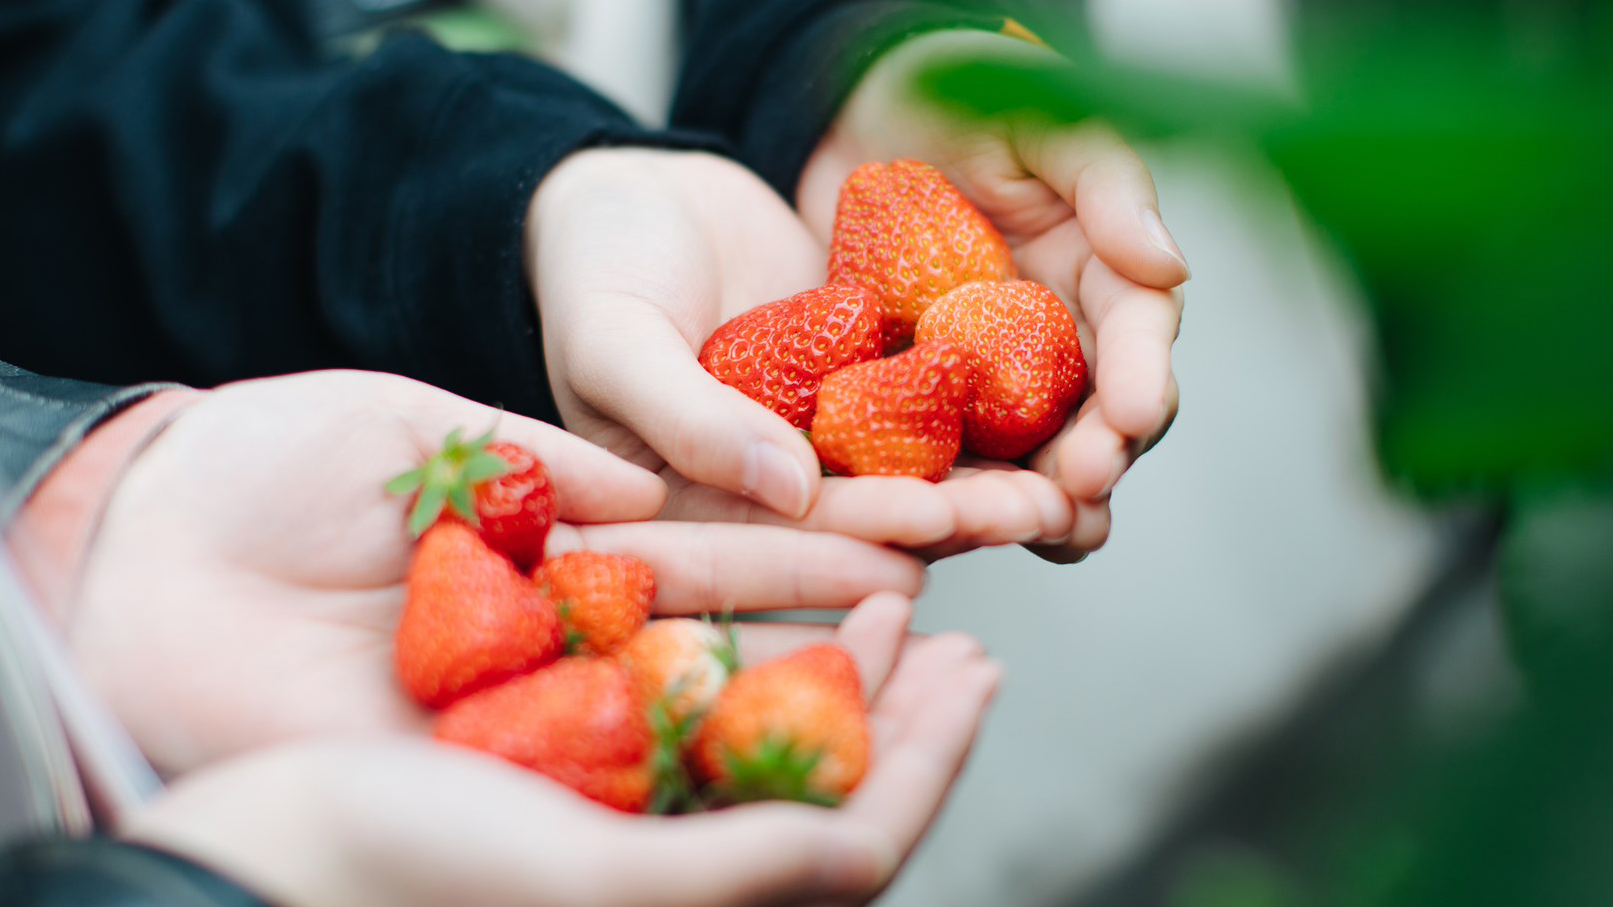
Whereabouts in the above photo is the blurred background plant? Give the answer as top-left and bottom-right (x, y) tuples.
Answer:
(917, 1), (1613, 904)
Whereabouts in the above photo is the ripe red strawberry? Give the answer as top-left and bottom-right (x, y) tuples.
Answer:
(616, 618), (737, 726)
(533, 552), (655, 657)
(435, 658), (665, 812)
(915, 280), (1089, 459)
(394, 522), (564, 709)
(809, 340), (972, 482)
(698, 285), (883, 429)
(387, 429), (557, 570)
(828, 159), (1014, 351)
(691, 643), (870, 806)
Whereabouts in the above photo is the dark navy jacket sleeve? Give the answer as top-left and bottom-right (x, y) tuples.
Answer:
(0, 0), (703, 423)
(672, 0), (1005, 201)
(0, 837), (272, 907)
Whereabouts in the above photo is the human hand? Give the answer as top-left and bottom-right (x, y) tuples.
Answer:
(798, 28), (1188, 562)
(528, 147), (1075, 556)
(67, 370), (924, 777)
(123, 593), (1000, 907)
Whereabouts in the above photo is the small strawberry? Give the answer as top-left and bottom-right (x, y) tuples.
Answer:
(828, 159), (1014, 351)
(394, 522), (564, 709)
(387, 429), (557, 570)
(916, 280), (1089, 459)
(809, 340), (972, 482)
(533, 552), (655, 657)
(616, 618), (738, 727)
(435, 658), (670, 813)
(692, 643), (870, 806)
(699, 285), (883, 429)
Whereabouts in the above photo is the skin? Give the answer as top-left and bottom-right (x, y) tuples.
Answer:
(67, 370), (926, 777)
(124, 593), (1001, 907)
(528, 30), (1185, 564)
(796, 29), (1188, 563)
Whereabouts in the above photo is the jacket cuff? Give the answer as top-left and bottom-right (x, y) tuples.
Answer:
(0, 837), (271, 907)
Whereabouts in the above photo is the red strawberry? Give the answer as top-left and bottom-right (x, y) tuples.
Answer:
(394, 522), (564, 709)
(435, 658), (664, 812)
(698, 285), (883, 429)
(828, 159), (1014, 351)
(809, 340), (972, 482)
(616, 618), (737, 726)
(691, 643), (870, 806)
(533, 552), (655, 657)
(916, 280), (1089, 459)
(387, 430), (557, 570)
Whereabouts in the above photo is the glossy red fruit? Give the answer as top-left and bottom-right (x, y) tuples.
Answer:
(698, 285), (883, 429)
(692, 643), (870, 806)
(809, 340), (972, 482)
(828, 159), (1014, 351)
(394, 522), (564, 709)
(534, 551), (655, 657)
(386, 430), (557, 571)
(916, 280), (1088, 459)
(435, 658), (660, 812)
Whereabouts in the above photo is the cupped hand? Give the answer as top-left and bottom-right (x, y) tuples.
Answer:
(528, 147), (1075, 555)
(68, 370), (925, 777)
(798, 28), (1189, 562)
(124, 593), (1000, 907)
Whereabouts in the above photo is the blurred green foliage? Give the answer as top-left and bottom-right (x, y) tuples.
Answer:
(914, 3), (1613, 905)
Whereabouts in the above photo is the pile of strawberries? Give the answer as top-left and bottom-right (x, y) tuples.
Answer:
(700, 159), (1089, 481)
(388, 430), (870, 812)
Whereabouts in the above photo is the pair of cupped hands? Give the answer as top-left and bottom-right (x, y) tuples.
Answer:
(77, 32), (1186, 907)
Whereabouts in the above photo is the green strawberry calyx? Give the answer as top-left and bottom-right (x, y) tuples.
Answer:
(711, 734), (839, 807)
(385, 427), (514, 538)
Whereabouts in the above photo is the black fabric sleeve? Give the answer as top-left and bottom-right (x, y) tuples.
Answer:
(0, 0), (714, 423)
(0, 837), (272, 907)
(671, 0), (1005, 201)
(0, 361), (179, 528)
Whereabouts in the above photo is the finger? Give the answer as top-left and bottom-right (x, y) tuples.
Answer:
(549, 522), (926, 612)
(565, 299), (820, 519)
(661, 473), (957, 548)
(732, 593), (914, 699)
(1023, 496), (1112, 564)
(384, 375), (667, 523)
(935, 466), (1046, 546)
(1013, 119), (1190, 289)
(1080, 259), (1183, 439)
(846, 635), (1001, 862)
(620, 803), (896, 907)
(1031, 396), (1128, 502)
(953, 459), (1075, 544)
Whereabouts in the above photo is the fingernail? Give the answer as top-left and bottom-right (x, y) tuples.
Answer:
(1099, 449), (1128, 497)
(1142, 208), (1191, 278)
(743, 440), (812, 518)
(818, 823), (899, 894)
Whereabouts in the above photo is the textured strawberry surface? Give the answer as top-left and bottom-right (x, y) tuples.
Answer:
(917, 280), (1088, 460)
(699, 285), (882, 429)
(395, 522), (563, 709)
(534, 551), (655, 657)
(471, 440), (557, 571)
(828, 159), (1013, 351)
(810, 340), (973, 482)
(436, 658), (656, 813)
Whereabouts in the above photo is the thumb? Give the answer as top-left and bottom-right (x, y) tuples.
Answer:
(615, 805), (896, 907)
(566, 299), (820, 519)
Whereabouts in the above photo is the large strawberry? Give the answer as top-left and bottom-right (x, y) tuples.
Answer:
(691, 643), (870, 806)
(828, 158), (1014, 351)
(916, 280), (1089, 459)
(387, 429), (557, 570)
(394, 522), (564, 709)
(809, 340), (972, 482)
(698, 285), (883, 429)
(435, 658), (672, 813)
(616, 618), (737, 727)
(533, 551), (655, 657)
